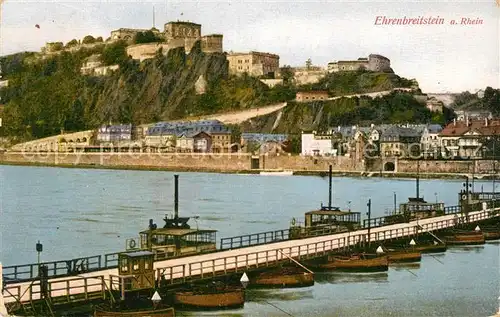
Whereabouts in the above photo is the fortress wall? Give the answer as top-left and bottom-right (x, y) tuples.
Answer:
(126, 43), (170, 60)
(201, 35), (223, 53)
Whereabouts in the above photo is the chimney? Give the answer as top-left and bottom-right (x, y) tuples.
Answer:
(466, 115), (470, 127)
(485, 118), (488, 127)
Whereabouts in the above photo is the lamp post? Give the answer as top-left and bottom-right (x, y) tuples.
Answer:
(36, 240), (43, 268)
(393, 192), (397, 214)
(366, 199), (372, 246)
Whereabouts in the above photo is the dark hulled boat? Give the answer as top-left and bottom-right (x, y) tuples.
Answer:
(411, 243), (447, 253)
(384, 249), (422, 263)
(441, 229), (485, 245)
(172, 283), (244, 309)
(314, 253), (389, 272)
(480, 225), (500, 240)
(249, 266), (314, 288)
(484, 230), (500, 241)
(94, 307), (175, 317)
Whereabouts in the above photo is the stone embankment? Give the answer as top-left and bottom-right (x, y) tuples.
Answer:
(0, 152), (498, 180)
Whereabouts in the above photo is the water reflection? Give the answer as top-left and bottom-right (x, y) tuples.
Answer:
(246, 289), (314, 302)
(448, 245), (485, 253)
(314, 272), (389, 284)
(179, 311), (244, 317)
(389, 263), (421, 270)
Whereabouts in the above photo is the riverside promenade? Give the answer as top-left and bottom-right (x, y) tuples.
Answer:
(2, 206), (498, 314)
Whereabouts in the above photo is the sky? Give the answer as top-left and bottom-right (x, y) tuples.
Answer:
(0, 0), (499, 93)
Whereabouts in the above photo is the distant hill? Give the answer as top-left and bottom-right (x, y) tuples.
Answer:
(426, 93), (458, 107)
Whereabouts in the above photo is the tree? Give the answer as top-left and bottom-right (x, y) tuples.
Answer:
(101, 40), (128, 65)
(82, 35), (96, 44)
(95, 36), (103, 42)
(305, 58), (312, 70)
(279, 65), (294, 85)
(450, 91), (478, 109)
(282, 135), (301, 154)
(134, 31), (160, 44)
(483, 87), (500, 116)
(65, 39), (78, 48)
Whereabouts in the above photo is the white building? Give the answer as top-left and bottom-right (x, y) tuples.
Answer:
(301, 131), (337, 156)
(420, 124), (443, 156)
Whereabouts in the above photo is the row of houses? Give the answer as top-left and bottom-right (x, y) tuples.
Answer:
(301, 119), (500, 159)
(95, 120), (290, 153)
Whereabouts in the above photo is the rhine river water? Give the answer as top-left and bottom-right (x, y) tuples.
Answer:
(0, 165), (499, 317)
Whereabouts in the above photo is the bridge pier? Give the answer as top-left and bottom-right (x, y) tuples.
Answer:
(0, 262), (8, 316)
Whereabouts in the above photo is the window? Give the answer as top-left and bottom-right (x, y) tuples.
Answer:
(121, 257), (128, 272)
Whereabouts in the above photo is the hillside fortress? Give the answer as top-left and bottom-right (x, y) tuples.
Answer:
(40, 19), (392, 84)
(111, 21), (223, 57)
(328, 54), (391, 73)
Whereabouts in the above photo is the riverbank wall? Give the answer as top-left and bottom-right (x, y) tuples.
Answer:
(0, 152), (497, 179)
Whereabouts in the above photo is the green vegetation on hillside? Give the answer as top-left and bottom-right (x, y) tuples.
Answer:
(0, 42), (289, 141)
(241, 92), (443, 134)
(134, 31), (163, 44)
(450, 87), (500, 116)
(303, 69), (414, 96)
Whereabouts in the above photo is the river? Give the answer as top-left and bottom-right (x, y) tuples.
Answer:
(0, 165), (498, 316)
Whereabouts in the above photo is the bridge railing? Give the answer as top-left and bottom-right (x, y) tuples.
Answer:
(104, 252), (120, 268)
(2, 255), (102, 284)
(3, 201), (499, 285)
(219, 229), (290, 250)
(157, 224), (426, 284)
(157, 209), (495, 285)
(362, 217), (388, 229)
(3, 275), (107, 305)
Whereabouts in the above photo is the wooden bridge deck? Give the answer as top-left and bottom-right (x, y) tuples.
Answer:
(2, 207), (499, 311)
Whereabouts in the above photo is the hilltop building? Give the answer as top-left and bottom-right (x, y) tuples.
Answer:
(292, 66), (328, 85)
(426, 97), (444, 113)
(296, 91), (329, 102)
(327, 54), (391, 73)
(113, 21), (223, 61)
(226, 51), (280, 77)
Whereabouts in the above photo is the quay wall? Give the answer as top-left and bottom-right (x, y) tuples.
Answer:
(0, 152), (496, 176)
(0, 152), (362, 172)
(397, 159), (495, 174)
(0, 152), (252, 171)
